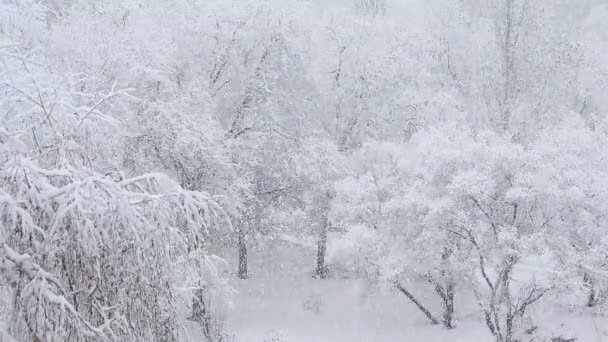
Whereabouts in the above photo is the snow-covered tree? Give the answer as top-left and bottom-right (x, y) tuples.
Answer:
(3, 0), (608, 340)
(526, 122), (608, 308)
(0, 19), (229, 340)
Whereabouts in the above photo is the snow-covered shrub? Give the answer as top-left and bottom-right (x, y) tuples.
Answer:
(0, 28), (230, 341)
(327, 225), (383, 280)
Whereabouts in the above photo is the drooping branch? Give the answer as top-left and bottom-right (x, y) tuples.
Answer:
(0, 244), (111, 342)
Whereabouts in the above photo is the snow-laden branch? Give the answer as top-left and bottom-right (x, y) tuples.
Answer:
(0, 244), (110, 342)
(76, 83), (137, 129)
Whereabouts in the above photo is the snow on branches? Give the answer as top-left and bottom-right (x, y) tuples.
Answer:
(0, 29), (229, 341)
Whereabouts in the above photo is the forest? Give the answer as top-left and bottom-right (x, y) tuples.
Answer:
(1, 0), (608, 341)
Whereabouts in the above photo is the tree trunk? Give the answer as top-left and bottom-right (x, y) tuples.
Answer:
(314, 222), (328, 279)
(395, 282), (440, 325)
(438, 248), (455, 329)
(442, 280), (455, 329)
(189, 287), (212, 340)
(237, 227), (248, 279)
(583, 273), (597, 307)
(505, 313), (514, 342)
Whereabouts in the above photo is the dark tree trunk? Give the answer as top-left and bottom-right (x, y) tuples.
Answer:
(238, 227), (248, 279)
(314, 223), (328, 279)
(584, 273), (598, 307)
(505, 313), (514, 342)
(395, 282), (440, 325)
(438, 247), (455, 329)
(442, 280), (455, 329)
(189, 287), (212, 340)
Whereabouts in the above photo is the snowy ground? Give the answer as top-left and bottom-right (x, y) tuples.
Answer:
(223, 241), (608, 342)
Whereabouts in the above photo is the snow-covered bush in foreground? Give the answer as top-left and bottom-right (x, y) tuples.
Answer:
(0, 33), (229, 341)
